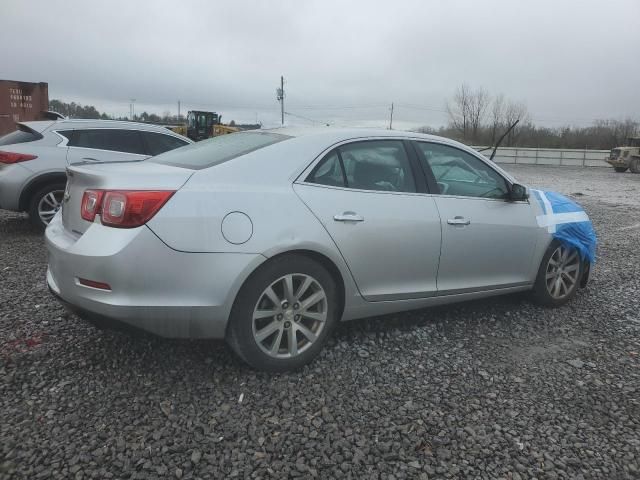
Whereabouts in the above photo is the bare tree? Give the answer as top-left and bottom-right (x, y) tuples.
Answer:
(446, 83), (471, 139)
(468, 87), (490, 143)
(503, 101), (529, 146)
(490, 93), (505, 145)
(447, 84), (491, 142)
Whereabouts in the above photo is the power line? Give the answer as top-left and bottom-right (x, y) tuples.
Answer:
(395, 102), (449, 113)
(284, 111), (331, 126)
(286, 103), (389, 110)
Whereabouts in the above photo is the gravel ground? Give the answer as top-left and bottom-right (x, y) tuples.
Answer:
(1, 165), (639, 480)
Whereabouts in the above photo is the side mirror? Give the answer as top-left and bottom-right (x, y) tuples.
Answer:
(509, 183), (529, 201)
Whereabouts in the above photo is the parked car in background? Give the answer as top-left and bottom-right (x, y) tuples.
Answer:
(0, 119), (192, 228)
(45, 128), (595, 372)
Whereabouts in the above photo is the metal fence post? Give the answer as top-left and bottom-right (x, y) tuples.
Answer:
(583, 147), (586, 167)
(559, 150), (563, 166)
(535, 148), (539, 165)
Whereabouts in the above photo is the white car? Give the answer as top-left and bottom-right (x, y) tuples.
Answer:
(0, 119), (192, 228)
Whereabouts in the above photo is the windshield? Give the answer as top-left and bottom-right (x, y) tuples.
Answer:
(150, 131), (291, 170)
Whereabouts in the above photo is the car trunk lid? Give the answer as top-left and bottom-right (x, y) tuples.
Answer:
(62, 161), (194, 235)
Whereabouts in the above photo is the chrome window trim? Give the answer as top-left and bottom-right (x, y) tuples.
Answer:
(296, 181), (527, 204)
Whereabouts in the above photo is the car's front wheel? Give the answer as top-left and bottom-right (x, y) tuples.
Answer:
(629, 157), (640, 174)
(226, 254), (339, 372)
(28, 183), (66, 229)
(532, 240), (583, 307)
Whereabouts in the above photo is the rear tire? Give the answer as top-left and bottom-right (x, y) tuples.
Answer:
(28, 183), (65, 229)
(614, 167), (628, 173)
(532, 240), (583, 307)
(629, 157), (640, 174)
(226, 254), (340, 372)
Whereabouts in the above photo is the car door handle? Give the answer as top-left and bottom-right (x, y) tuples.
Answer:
(447, 216), (471, 226)
(334, 212), (364, 222)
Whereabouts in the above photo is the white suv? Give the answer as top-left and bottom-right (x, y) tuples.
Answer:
(0, 119), (192, 228)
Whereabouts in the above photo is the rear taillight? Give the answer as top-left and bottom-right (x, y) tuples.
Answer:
(0, 151), (38, 164)
(80, 190), (174, 228)
(81, 189), (104, 222)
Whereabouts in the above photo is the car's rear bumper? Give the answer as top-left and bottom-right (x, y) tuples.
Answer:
(45, 212), (265, 338)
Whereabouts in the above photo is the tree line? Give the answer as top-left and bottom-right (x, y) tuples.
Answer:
(49, 100), (185, 124)
(48, 100), (262, 129)
(49, 99), (110, 120)
(416, 84), (639, 150)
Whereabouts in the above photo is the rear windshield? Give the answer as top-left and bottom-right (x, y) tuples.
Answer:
(0, 125), (43, 146)
(150, 132), (290, 170)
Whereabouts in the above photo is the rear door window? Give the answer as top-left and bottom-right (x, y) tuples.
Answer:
(141, 131), (189, 156)
(0, 126), (43, 145)
(69, 129), (146, 155)
(339, 141), (416, 193)
(308, 140), (416, 193)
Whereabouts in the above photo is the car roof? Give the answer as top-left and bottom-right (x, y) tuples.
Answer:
(262, 126), (469, 149)
(150, 126), (517, 186)
(22, 119), (191, 139)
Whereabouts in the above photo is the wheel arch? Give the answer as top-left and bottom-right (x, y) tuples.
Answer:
(287, 249), (346, 319)
(227, 248), (348, 336)
(18, 171), (67, 211)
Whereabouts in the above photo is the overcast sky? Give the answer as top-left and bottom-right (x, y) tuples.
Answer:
(2, 0), (639, 128)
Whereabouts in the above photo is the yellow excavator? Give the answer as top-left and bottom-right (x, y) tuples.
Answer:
(171, 111), (239, 141)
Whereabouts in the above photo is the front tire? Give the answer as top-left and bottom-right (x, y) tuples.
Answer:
(614, 167), (628, 173)
(28, 183), (65, 229)
(226, 254), (340, 372)
(532, 240), (583, 307)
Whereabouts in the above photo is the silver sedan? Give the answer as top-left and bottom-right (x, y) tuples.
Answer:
(45, 128), (593, 371)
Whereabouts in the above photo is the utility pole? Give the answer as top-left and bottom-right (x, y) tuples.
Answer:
(389, 102), (394, 130)
(178, 100), (181, 119)
(276, 76), (285, 126)
(130, 99), (136, 121)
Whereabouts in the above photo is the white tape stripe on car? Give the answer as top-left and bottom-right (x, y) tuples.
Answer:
(533, 189), (553, 215)
(536, 211), (590, 229)
(531, 189), (556, 232)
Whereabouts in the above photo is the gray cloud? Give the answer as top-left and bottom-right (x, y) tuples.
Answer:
(2, 0), (639, 127)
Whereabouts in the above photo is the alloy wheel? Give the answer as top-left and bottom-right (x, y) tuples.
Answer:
(37, 190), (64, 225)
(252, 273), (328, 358)
(545, 245), (580, 300)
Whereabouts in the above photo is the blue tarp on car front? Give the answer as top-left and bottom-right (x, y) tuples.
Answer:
(531, 190), (597, 264)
